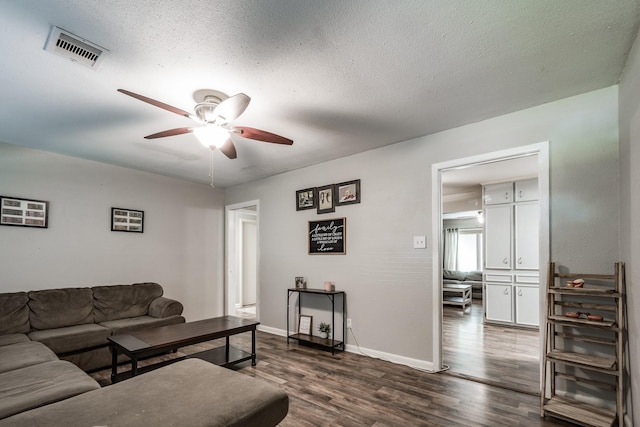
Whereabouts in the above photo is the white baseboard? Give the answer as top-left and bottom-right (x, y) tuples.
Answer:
(257, 326), (434, 372)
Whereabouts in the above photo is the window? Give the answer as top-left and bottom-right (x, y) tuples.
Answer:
(457, 229), (483, 271)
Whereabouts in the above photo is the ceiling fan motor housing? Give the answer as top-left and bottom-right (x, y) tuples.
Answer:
(194, 95), (223, 124)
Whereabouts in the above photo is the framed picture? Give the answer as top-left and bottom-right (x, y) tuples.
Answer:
(111, 208), (144, 233)
(295, 276), (307, 289)
(336, 179), (361, 206)
(298, 314), (312, 335)
(308, 217), (346, 255)
(317, 184), (335, 214)
(296, 187), (317, 211)
(0, 196), (49, 228)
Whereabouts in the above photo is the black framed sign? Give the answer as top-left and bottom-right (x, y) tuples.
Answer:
(111, 208), (144, 233)
(0, 196), (49, 228)
(308, 217), (346, 254)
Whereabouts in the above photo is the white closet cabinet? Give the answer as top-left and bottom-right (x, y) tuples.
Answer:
(483, 179), (539, 328)
(484, 205), (512, 269)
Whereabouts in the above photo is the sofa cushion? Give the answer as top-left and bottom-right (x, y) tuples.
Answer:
(0, 341), (58, 374)
(0, 359), (289, 427)
(99, 314), (185, 335)
(92, 282), (163, 323)
(0, 334), (30, 347)
(28, 323), (111, 355)
(28, 288), (93, 330)
(0, 360), (100, 420)
(0, 292), (29, 334)
(443, 270), (467, 281)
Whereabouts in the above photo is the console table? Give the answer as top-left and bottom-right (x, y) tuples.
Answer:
(287, 288), (345, 354)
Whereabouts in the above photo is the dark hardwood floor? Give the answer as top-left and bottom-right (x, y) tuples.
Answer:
(442, 300), (541, 395)
(90, 324), (571, 426)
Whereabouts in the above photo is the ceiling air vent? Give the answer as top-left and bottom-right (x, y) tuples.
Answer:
(44, 26), (108, 69)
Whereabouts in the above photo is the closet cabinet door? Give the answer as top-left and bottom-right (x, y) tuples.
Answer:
(483, 182), (513, 205)
(484, 205), (512, 269)
(515, 202), (539, 270)
(485, 283), (513, 323)
(514, 178), (538, 202)
(515, 285), (539, 326)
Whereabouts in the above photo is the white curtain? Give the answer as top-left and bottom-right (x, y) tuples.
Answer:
(444, 227), (459, 271)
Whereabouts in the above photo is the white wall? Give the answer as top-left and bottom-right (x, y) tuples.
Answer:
(0, 142), (225, 322)
(225, 86), (620, 364)
(618, 29), (640, 425)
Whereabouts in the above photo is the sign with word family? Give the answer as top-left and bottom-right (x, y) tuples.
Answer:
(308, 218), (346, 254)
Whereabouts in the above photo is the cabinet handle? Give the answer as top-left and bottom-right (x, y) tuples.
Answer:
(518, 290), (523, 296)
(504, 288), (509, 295)
(518, 257), (522, 264)
(503, 257), (508, 264)
(519, 190), (523, 199)
(505, 192), (509, 200)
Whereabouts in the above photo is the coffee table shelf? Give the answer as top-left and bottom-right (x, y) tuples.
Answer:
(108, 316), (259, 383)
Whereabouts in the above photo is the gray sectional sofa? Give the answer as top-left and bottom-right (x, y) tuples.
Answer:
(0, 283), (289, 425)
(1, 282), (185, 371)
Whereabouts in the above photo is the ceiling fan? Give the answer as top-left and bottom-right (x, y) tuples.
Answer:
(117, 88), (293, 159)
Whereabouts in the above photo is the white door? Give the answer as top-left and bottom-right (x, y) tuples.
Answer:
(515, 285), (539, 326)
(515, 202), (539, 270)
(484, 205), (512, 269)
(241, 220), (257, 306)
(485, 283), (513, 323)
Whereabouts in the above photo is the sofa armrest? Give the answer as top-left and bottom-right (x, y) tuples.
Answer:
(148, 297), (183, 318)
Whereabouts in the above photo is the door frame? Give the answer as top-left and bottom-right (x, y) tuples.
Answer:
(430, 142), (550, 374)
(225, 200), (260, 318)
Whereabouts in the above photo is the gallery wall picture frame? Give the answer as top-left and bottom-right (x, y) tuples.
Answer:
(298, 314), (313, 335)
(296, 187), (317, 211)
(111, 207), (144, 233)
(316, 184), (335, 214)
(336, 179), (361, 206)
(0, 196), (49, 228)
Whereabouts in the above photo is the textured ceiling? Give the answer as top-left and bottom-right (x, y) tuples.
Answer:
(0, 1), (638, 187)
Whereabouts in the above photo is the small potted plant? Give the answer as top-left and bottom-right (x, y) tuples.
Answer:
(318, 322), (331, 339)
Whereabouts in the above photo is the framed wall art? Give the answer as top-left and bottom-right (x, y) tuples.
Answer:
(316, 184), (335, 214)
(336, 179), (361, 206)
(111, 207), (144, 233)
(0, 196), (49, 228)
(309, 217), (346, 254)
(296, 187), (317, 211)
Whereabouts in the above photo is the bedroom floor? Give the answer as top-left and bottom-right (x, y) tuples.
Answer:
(442, 300), (540, 395)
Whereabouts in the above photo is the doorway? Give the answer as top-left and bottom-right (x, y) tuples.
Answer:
(225, 200), (259, 320)
(431, 142), (550, 393)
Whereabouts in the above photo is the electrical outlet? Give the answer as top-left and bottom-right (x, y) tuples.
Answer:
(347, 318), (352, 329)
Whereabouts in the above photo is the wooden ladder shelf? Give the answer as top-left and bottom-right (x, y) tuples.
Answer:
(541, 262), (625, 427)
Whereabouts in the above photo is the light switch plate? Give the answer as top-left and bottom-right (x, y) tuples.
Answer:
(413, 235), (426, 249)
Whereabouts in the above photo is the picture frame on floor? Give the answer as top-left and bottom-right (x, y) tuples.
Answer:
(0, 195), (49, 228)
(298, 314), (312, 335)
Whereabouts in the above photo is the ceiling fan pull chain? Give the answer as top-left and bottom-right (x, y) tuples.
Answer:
(209, 148), (215, 188)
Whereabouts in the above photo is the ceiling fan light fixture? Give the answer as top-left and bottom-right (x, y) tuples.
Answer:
(194, 95), (223, 124)
(193, 126), (229, 148)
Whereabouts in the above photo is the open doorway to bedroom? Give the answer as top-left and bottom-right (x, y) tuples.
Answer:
(432, 143), (549, 396)
(225, 201), (259, 321)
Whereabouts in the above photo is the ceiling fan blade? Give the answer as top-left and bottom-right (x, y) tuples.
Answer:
(118, 89), (197, 121)
(219, 138), (238, 159)
(233, 126), (293, 145)
(144, 127), (194, 139)
(213, 93), (251, 124)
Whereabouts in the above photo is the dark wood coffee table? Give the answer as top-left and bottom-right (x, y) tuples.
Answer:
(108, 315), (259, 383)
